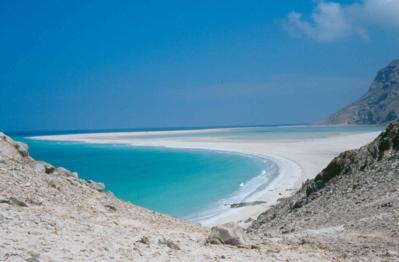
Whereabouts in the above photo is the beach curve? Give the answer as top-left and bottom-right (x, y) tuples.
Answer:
(31, 129), (381, 227)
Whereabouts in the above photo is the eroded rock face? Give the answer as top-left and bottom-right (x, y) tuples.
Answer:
(14, 141), (29, 157)
(207, 223), (248, 247)
(0, 132), (29, 160)
(249, 121), (399, 260)
(319, 59), (399, 125)
(305, 120), (399, 196)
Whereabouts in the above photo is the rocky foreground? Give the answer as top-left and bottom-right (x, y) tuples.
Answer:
(0, 133), (334, 261)
(0, 122), (398, 261)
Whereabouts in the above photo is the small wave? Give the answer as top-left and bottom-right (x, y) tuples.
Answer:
(188, 160), (279, 223)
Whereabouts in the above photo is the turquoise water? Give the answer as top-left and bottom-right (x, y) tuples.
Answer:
(82, 125), (383, 140)
(17, 138), (271, 219)
(13, 125), (383, 221)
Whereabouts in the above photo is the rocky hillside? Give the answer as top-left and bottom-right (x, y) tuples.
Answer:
(320, 59), (399, 125)
(249, 121), (399, 260)
(1, 125), (398, 261)
(0, 132), (333, 261)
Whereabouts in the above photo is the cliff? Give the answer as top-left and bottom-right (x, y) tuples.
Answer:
(320, 59), (399, 125)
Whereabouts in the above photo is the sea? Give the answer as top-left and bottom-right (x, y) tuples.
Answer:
(11, 125), (382, 221)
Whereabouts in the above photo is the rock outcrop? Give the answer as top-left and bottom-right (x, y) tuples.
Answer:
(207, 223), (248, 247)
(319, 59), (399, 125)
(249, 121), (399, 260)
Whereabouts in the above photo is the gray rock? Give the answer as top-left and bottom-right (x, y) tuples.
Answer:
(249, 121), (399, 258)
(70, 172), (78, 179)
(0, 197), (28, 207)
(207, 223), (247, 246)
(229, 201), (266, 208)
(104, 204), (117, 212)
(33, 161), (55, 174)
(44, 164), (56, 174)
(54, 167), (71, 176)
(319, 59), (399, 125)
(158, 238), (180, 250)
(87, 180), (105, 192)
(137, 236), (150, 245)
(33, 162), (46, 173)
(14, 141), (29, 157)
(244, 217), (254, 223)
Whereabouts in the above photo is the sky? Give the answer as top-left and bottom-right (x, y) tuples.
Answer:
(1, 0), (399, 132)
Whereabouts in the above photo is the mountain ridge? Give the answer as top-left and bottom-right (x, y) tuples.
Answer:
(319, 59), (399, 125)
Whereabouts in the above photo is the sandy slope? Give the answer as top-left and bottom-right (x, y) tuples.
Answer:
(34, 130), (380, 226)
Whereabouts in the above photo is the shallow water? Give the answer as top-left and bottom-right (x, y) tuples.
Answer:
(14, 125), (383, 220)
(17, 138), (271, 220)
(114, 125), (383, 140)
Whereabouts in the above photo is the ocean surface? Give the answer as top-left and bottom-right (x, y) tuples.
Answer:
(16, 137), (273, 220)
(13, 125), (382, 221)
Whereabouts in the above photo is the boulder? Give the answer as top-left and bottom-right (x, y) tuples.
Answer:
(54, 167), (71, 176)
(0, 133), (29, 160)
(33, 162), (46, 173)
(0, 197), (28, 207)
(158, 238), (180, 250)
(70, 172), (79, 179)
(137, 236), (150, 245)
(33, 161), (55, 174)
(14, 141), (29, 157)
(207, 223), (248, 246)
(87, 180), (105, 192)
(44, 163), (56, 174)
(230, 201), (267, 208)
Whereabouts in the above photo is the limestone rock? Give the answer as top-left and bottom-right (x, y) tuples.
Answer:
(87, 180), (105, 192)
(230, 201), (266, 208)
(158, 238), (180, 250)
(137, 236), (150, 245)
(0, 197), (28, 207)
(33, 161), (55, 174)
(319, 59), (399, 125)
(55, 167), (71, 176)
(14, 141), (29, 157)
(207, 223), (247, 246)
(0, 133), (28, 160)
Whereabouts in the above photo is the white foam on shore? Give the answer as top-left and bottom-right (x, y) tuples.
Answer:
(186, 160), (279, 225)
(29, 129), (381, 226)
(192, 152), (303, 227)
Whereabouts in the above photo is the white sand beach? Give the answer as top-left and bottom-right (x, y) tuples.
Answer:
(33, 129), (381, 227)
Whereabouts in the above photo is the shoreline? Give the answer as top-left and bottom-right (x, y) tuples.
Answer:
(30, 129), (381, 227)
(182, 152), (281, 225)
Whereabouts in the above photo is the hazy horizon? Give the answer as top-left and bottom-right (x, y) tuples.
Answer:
(1, 1), (399, 132)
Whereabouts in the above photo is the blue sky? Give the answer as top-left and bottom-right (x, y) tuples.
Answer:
(1, 0), (399, 132)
